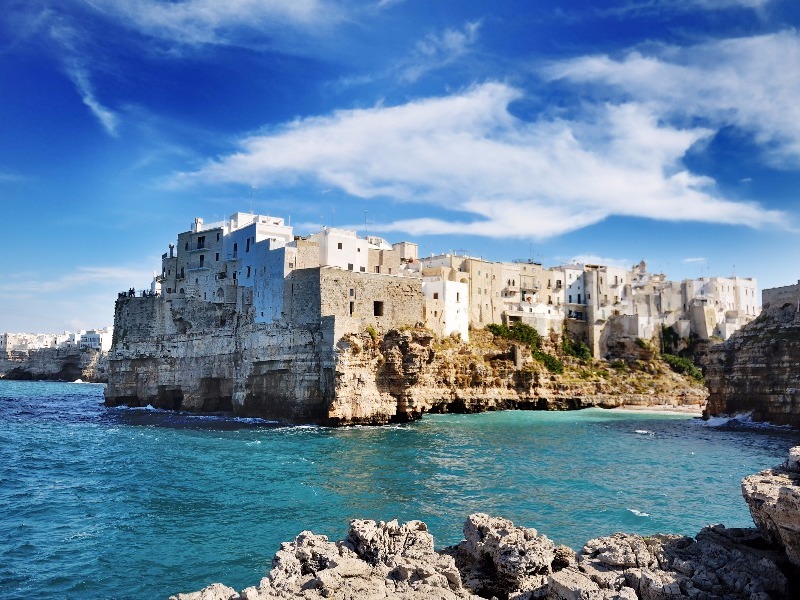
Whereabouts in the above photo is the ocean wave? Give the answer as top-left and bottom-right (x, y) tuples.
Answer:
(627, 508), (650, 517)
(700, 412), (793, 430)
(634, 429), (654, 435)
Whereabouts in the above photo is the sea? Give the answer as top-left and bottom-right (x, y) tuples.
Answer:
(2, 380), (799, 599)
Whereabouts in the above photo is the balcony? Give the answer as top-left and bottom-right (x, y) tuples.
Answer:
(187, 261), (210, 271)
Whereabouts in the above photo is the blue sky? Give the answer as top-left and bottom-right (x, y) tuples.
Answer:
(1, 0), (799, 332)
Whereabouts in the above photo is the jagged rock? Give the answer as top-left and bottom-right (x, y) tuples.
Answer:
(742, 448), (800, 567)
(173, 519), (478, 600)
(444, 513), (566, 599)
(170, 582), (240, 600)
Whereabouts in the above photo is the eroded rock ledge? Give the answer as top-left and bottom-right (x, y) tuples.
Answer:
(171, 449), (800, 600)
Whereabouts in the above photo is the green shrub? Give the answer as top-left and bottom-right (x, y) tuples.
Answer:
(662, 353), (703, 382)
(532, 349), (563, 374)
(365, 325), (378, 342)
(487, 322), (541, 348)
(563, 336), (592, 360)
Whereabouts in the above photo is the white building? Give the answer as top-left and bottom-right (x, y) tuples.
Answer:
(422, 278), (469, 341)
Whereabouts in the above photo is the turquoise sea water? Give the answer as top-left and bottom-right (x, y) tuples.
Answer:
(2, 380), (799, 599)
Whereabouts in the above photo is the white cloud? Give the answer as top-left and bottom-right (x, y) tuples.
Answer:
(400, 21), (481, 83)
(48, 20), (120, 136)
(175, 82), (787, 240)
(682, 257), (707, 263)
(81, 0), (339, 46)
(567, 255), (633, 269)
(545, 30), (800, 168)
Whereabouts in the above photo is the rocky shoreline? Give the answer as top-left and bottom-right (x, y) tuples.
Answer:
(171, 447), (800, 600)
(0, 347), (108, 383)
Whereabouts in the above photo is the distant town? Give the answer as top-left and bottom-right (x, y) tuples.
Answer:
(147, 212), (758, 357)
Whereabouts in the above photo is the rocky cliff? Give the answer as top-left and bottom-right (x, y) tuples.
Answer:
(0, 347), (108, 382)
(170, 448), (800, 600)
(704, 296), (800, 426)
(105, 296), (706, 425)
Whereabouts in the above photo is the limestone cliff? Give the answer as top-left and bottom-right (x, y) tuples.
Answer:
(0, 347), (108, 382)
(105, 296), (706, 425)
(171, 448), (800, 600)
(704, 297), (800, 426)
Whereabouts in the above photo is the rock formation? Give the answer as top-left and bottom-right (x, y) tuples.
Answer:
(0, 347), (108, 382)
(171, 448), (800, 600)
(105, 296), (706, 425)
(705, 293), (800, 426)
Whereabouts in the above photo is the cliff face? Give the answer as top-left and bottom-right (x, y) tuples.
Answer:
(105, 296), (706, 425)
(330, 329), (706, 425)
(705, 299), (800, 426)
(171, 448), (800, 600)
(0, 348), (108, 382)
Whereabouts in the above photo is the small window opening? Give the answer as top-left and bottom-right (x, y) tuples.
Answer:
(373, 301), (384, 317)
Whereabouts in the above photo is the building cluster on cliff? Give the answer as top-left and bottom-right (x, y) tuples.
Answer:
(143, 212), (759, 358)
(1, 327), (114, 355)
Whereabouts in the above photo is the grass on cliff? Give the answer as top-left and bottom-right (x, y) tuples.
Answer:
(486, 323), (564, 374)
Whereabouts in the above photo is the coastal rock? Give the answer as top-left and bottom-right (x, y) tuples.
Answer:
(444, 513), (564, 598)
(742, 450), (800, 567)
(0, 347), (108, 382)
(704, 292), (800, 426)
(171, 519), (479, 600)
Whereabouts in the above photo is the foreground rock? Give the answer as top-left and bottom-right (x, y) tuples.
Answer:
(172, 448), (800, 600)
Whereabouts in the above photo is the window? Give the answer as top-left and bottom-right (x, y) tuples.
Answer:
(388, 268), (392, 274)
(185, 242), (189, 251)
(199, 254), (205, 266)
(433, 293), (439, 300)
(197, 236), (205, 249)
(349, 302), (355, 316)
(360, 266), (366, 272)
(347, 263), (354, 271)
(569, 295), (572, 303)
(246, 238), (250, 253)
(216, 233), (220, 241)
(456, 292), (460, 302)
(373, 301), (384, 317)
(246, 266), (251, 278)
(577, 294), (582, 304)
(375, 266), (380, 273)
(349, 289), (355, 297)
(337, 242), (343, 250)
(215, 253), (219, 261)
(357, 248), (361, 252)
(233, 243), (238, 258)
(180, 267), (185, 278)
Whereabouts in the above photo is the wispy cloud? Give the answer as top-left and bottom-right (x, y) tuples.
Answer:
(174, 83), (787, 240)
(399, 21), (481, 83)
(0, 265), (153, 294)
(567, 254), (633, 269)
(682, 257), (707, 263)
(81, 0), (340, 47)
(48, 19), (120, 136)
(545, 30), (800, 168)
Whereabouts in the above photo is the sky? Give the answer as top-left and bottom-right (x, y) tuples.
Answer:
(1, 0), (799, 333)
